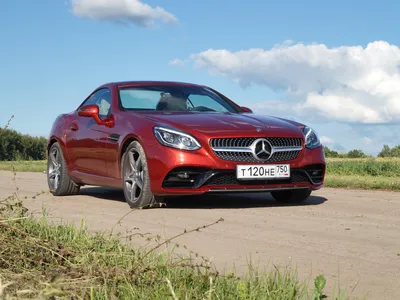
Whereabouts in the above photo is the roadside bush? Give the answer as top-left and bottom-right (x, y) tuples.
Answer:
(0, 128), (47, 161)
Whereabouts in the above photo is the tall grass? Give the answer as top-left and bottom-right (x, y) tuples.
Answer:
(325, 174), (400, 191)
(0, 160), (46, 172)
(326, 157), (400, 177)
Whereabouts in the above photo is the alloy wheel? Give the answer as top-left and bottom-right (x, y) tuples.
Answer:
(48, 147), (61, 191)
(124, 148), (144, 204)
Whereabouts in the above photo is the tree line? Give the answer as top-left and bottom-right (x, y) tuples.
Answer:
(324, 145), (400, 158)
(0, 128), (47, 161)
(0, 128), (399, 161)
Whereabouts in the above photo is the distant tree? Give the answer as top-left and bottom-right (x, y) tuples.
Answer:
(378, 145), (400, 157)
(0, 128), (47, 161)
(346, 149), (367, 158)
(323, 146), (340, 158)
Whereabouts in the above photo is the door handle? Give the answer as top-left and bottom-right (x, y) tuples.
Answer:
(70, 123), (79, 131)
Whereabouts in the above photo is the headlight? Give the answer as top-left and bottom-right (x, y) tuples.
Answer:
(303, 126), (321, 149)
(153, 126), (201, 151)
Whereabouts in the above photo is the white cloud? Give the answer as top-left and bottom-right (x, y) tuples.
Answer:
(168, 59), (187, 67)
(181, 41), (400, 124)
(363, 137), (374, 144)
(320, 136), (334, 144)
(71, 0), (178, 27)
(251, 100), (292, 112)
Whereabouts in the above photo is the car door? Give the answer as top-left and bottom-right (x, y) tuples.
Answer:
(65, 88), (111, 177)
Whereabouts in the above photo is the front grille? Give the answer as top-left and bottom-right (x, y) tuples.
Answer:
(209, 137), (302, 148)
(214, 151), (301, 162)
(204, 171), (310, 186)
(210, 137), (303, 163)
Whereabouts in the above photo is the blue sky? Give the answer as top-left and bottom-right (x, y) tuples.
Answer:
(1, 0), (400, 155)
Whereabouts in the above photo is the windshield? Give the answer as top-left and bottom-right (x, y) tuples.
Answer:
(118, 85), (239, 113)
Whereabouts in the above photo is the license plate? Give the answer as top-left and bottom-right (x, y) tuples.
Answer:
(236, 164), (290, 180)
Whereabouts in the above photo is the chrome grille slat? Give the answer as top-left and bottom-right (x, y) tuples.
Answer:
(209, 137), (302, 148)
(209, 137), (303, 163)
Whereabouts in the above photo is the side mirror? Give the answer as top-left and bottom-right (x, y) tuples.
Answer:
(78, 104), (114, 127)
(78, 104), (99, 118)
(241, 106), (253, 113)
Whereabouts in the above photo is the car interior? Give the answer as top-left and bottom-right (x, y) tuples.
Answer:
(155, 92), (189, 111)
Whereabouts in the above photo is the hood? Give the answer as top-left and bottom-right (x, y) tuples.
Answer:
(142, 112), (305, 137)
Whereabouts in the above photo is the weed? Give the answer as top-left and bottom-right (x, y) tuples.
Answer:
(1, 189), (340, 299)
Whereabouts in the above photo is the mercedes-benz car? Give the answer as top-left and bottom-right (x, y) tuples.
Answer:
(46, 81), (326, 208)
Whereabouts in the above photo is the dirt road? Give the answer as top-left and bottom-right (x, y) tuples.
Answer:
(1, 170), (399, 299)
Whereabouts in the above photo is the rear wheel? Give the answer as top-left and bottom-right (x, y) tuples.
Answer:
(270, 189), (311, 204)
(121, 141), (164, 209)
(47, 142), (80, 196)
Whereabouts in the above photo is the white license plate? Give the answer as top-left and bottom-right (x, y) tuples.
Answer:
(236, 164), (290, 180)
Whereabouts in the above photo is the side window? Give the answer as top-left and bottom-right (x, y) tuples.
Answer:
(79, 88), (112, 120)
(97, 89), (111, 119)
(81, 90), (103, 107)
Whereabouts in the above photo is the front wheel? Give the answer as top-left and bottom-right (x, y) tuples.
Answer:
(270, 189), (311, 204)
(121, 141), (164, 209)
(47, 142), (80, 196)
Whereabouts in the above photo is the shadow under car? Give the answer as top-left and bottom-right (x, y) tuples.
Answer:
(78, 187), (327, 209)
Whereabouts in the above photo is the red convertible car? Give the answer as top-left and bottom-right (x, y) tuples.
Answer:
(47, 81), (326, 208)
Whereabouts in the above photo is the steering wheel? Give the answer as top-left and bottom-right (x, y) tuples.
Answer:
(189, 106), (216, 112)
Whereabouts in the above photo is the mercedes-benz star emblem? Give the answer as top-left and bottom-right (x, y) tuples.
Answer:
(251, 138), (273, 161)
(256, 128), (262, 132)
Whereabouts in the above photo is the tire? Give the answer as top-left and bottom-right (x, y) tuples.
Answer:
(47, 142), (80, 196)
(121, 141), (165, 209)
(270, 189), (311, 204)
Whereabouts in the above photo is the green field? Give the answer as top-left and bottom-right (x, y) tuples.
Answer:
(326, 157), (400, 177)
(0, 158), (399, 191)
(0, 160), (47, 173)
(324, 157), (400, 191)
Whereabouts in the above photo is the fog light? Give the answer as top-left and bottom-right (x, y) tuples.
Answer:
(177, 173), (190, 179)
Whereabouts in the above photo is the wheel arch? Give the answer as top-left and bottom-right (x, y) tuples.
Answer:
(47, 136), (71, 166)
(119, 135), (141, 171)
(47, 138), (58, 153)
(118, 133), (155, 175)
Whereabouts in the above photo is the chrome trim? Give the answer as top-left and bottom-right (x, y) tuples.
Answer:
(108, 133), (120, 143)
(207, 186), (310, 193)
(210, 137), (304, 163)
(212, 147), (253, 152)
(251, 138), (273, 160)
(212, 145), (303, 162)
(271, 146), (303, 153)
(212, 146), (302, 153)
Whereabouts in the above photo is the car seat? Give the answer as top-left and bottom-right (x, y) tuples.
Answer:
(156, 93), (188, 111)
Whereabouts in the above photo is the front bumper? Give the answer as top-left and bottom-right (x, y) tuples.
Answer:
(145, 143), (326, 196)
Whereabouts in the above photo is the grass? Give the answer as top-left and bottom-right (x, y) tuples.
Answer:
(0, 158), (399, 191)
(0, 189), (346, 299)
(0, 160), (46, 173)
(326, 157), (400, 177)
(324, 157), (400, 191)
(324, 174), (400, 191)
